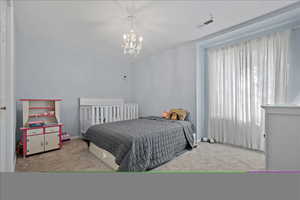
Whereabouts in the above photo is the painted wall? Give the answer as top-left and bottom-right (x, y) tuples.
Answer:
(132, 25), (300, 140)
(132, 43), (197, 127)
(15, 3), (133, 139)
(14, 2), (300, 142)
(288, 28), (300, 103)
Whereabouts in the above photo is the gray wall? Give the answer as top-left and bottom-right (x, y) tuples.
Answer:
(14, 3), (300, 141)
(132, 43), (197, 126)
(288, 28), (300, 103)
(131, 27), (300, 140)
(15, 3), (133, 139)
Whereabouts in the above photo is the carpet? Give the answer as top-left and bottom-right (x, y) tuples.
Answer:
(16, 139), (265, 172)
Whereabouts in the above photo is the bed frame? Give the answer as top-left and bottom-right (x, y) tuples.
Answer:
(79, 98), (138, 134)
(89, 142), (119, 171)
(79, 98), (138, 170)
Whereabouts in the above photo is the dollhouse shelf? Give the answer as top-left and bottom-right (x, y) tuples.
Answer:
(29, 113), (55, 118)
(29, 107), (55, 110)
(20, 99), (61, 126)
(20, 99), (62, 101)
(19, 98), (63, 157)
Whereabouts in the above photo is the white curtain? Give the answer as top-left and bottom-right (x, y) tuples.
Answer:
(207, 30), (290, 151)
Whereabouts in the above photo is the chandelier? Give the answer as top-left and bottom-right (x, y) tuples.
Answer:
(122, 15), (143, 56)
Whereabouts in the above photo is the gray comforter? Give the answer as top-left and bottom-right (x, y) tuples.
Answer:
(85, 116), (194, 171)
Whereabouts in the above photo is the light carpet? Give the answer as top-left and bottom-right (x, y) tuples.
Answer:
(16, 139), (265, 172)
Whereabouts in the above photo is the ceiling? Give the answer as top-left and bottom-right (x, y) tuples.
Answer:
(15, 0), (297, 60)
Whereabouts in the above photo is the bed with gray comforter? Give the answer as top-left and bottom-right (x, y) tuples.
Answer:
(84, 116), (194, 171)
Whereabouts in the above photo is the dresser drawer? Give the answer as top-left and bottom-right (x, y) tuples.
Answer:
(27, 128), (43, 136)
(45, 126), (60, 133)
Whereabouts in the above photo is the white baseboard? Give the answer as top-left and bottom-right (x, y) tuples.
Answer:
(70, 135), (83, 140)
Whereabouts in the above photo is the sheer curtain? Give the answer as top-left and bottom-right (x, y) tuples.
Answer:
(207, 30), (290, 151)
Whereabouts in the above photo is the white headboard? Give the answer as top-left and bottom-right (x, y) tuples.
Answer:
(79, 98), (138, 134)
(80, 98), (124, 106)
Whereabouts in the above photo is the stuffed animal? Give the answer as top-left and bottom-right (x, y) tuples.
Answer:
(162, 109), (188, 121)
(170, 109), (188, 120)
(170, 112), (180, 120)
(162, 111), (170, 119)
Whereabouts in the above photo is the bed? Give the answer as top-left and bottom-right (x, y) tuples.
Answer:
(84, 116), (195, 171)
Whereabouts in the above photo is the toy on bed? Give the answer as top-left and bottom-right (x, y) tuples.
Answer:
(162, 111), (171, 118)
(162, 109), (188, 121)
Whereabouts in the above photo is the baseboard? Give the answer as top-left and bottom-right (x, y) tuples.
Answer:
(70, 135), (83, 140)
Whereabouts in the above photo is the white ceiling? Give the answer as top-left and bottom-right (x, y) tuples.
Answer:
(15, 0), (297, 59)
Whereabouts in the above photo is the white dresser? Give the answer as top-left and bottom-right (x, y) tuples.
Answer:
(262, 105), (300, 170)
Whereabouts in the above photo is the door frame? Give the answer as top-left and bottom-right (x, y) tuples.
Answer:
(0, 0), (15, 172)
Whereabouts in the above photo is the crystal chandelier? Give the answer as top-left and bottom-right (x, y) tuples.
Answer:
(122, 15), (143, 56)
